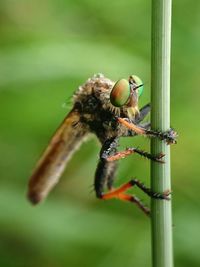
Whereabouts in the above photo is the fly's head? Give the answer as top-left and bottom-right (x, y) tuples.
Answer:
(73, 73), (144, 120)
(110, 75), (144, 119)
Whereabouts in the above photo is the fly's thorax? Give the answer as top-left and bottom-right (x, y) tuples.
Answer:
(73, 74), (113, 103)
(76, 77), (115, 119)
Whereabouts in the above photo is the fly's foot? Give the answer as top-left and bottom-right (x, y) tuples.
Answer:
(147, 128), (178, 144)
(163, 189), (172, 200)
(154, 152), (165, 163)
(151, 189), (171, 200)
(159, 128), (178, 145)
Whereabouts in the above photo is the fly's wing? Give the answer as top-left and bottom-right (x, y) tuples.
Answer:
(28, 109), (88, 204)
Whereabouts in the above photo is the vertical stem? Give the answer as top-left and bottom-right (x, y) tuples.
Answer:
(151, 1), (173, 267)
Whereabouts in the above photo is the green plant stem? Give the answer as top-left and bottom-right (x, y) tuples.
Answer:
(151, 1), (173, 267)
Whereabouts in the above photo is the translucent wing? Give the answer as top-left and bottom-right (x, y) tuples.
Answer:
(28, 109), (88, 204)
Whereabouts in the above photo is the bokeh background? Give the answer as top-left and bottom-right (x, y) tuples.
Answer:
(0, 0), (199, 266)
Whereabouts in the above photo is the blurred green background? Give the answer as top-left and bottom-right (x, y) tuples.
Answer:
(0, 0), (199, 266)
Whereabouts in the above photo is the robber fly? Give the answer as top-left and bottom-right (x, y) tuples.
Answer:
(28, 73), (176, 215)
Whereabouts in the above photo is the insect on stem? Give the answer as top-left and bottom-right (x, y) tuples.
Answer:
(27, 73), (176, 216)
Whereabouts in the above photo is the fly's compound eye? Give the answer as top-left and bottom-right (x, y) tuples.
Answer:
(130, 75), (144, 97)
(110, 79), (131, 107)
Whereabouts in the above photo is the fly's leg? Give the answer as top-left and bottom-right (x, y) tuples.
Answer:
(94, 137), (119, 197)
(95, 160), (150, 215)
(117, 117), (177, 145)
(101, 122), (164, 163)
(135, 103), (150, 124)
(95, 138), (170, 216)
(106, 147), (165, 163)
(100, 179), (170, 216)
(106, 161), (117, 191)
(95, 160), (118, 195)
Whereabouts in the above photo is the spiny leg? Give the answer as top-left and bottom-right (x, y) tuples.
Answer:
(100, 179), (170, 216)
(104, 192), (150, 216)
(99, 122), (164, 163)
(95, 137), (119, 197)
(97, 178), (150, 216)
(129, 179), (171, 199)
(101, 179), (170, 200)
(99, 138), (119, 190)
(100, 138), (119, 161)
(106, 161), (118, 191)
(117, 117), (177, 144)
(106, 113), (164, 163)
(95, 138), (170, 215)
(106, 147), (165, 163)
